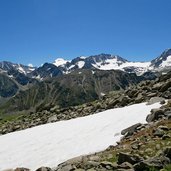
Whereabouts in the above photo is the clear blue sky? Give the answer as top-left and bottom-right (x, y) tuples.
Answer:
(0, 0), (171, 66)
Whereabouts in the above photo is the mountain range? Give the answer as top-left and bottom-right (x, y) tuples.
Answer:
(0, 48), (171, 115)
(1, 48), (171, 81)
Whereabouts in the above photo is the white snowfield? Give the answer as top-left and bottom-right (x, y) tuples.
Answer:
(0, 102), (161, 170)
(92, 59), (150, 73)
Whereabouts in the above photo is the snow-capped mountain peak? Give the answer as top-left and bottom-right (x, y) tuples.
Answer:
(53, 58), (69, 67)
(79, 56), (87, 59)
(2, 48), (171, 81)
(51, 54), (152, 75)
(37, 50), (171, 78)
(0, 61), (36, 75)
(150, 48), (171, 70)
(90, 54), (126, 70)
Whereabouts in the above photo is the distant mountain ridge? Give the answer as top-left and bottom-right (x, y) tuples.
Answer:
(0, 48), (170, 101)
(1, 49), (171, 80)
(51, 48), (171, 76)
(0, 61), (35, 75)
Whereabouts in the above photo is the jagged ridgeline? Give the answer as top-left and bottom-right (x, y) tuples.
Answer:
(0, 69), (144, 114)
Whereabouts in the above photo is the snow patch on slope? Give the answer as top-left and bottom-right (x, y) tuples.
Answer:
(17, 65), (26, 74)
(77, 61), (85, 68)
(92, 59), (150, 73)
(92, 58), (124, 70)
(122, 61), (150, 68)
(15, 64), (35, 74)
(160, 55), (171, 68)
(0, 102), (161, 170)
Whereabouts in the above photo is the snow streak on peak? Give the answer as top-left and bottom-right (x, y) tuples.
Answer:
(0, 61), (36, 75)
(15, 64), (36, 74)
(79, 56), (87, 59)
(17, 64), (27, 74)
(53, 58), (68, 67)
(28, 64), (33, 67)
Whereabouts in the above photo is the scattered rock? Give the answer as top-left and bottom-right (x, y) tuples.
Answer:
(14, 168), (30, 171)
(160, 81), (171, 92)
(55, 164), (76, 171)
(118, 152), (142, 165)
(167, 114), (171, 119)
(146, 109), (165, 122)
(47, 115), (57, 123)
(121, 123), (141, 136)
(135, 93), (144, 103)
(86, 169), (95, 171)
(156, 144), (161, 150)
(163, 147), (171, 159)
(100, 161), (118, 169)
(35, 167), (52, 171)
(158, 125), (169, 131)
(147, 93), (157, 98)
(134, 156), (170, 171)
(118, 162), (133, 169)
(89, 155), (100, 161)
(147, 97), (165, 105)
(162, 134), (171, 140)
(86, 161), (99, 168)
(153, 128), (165, 137)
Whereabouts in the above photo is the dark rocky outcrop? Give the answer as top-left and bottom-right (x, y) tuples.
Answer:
(14, 168), (30, 171)
(117, 152), (143, 165)
(35, 167), (52, 171)
(146, 109), (165, 122)
(134, 156), (170, 171)
(121, 123), (142, 137)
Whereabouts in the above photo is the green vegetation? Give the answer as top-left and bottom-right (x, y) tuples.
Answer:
(163, 164), (171, 171)
(0, 69), (141, 115)
(107, 154), (118, 163)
